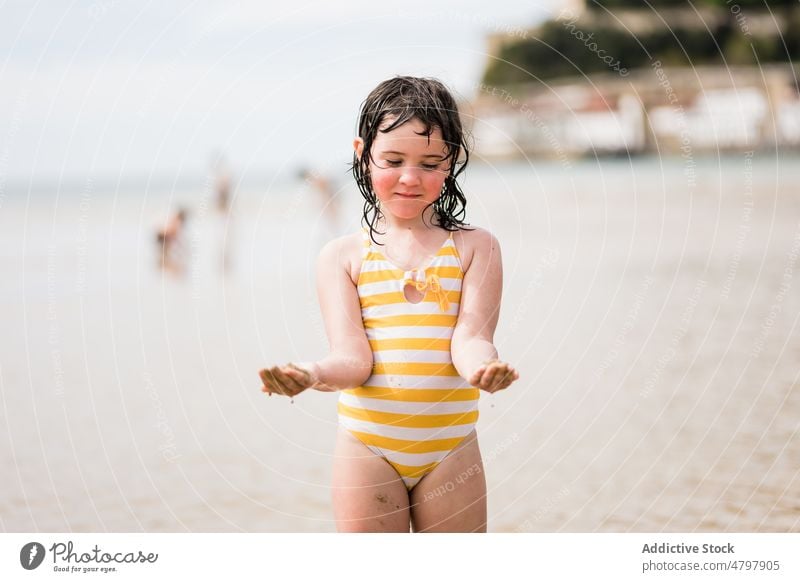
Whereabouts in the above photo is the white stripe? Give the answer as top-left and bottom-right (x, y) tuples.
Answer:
(362, 301), (460, 318)
(339, 392), (479, 415)
(365, 326), (455, 340)
(359, 259), (398, 273)
(361, 374), (471, 389)
(428, 256), (463, 269)
(355, 444), (449, 469)
(338, 416), (476, 442)
(358, 279), (400, 295)
(358, 277), (461, 297)
(371, 349), (454, 364)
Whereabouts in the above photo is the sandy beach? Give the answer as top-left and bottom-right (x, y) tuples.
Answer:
(1, 154), (798, 532)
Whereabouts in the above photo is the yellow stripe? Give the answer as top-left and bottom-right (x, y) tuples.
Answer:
(372, 362), (460, 376)
(363, 314), (457, 328)
(346, 430), (465, 454)
(368, 338), (451, 351)
(365, 250), (458, 267)
(346, 386), (479, 402)
(365, 251), (397, 264)
(366, 251), (389, 262)
(361, 291), (406, 307)
(366, 243), (458, 257)
(337, 402), (478, 428)
(360, 290), (460, 308)
(425, 265), (461, 278)
(358, 265), (462, 286)
(387, 459), (439, 479)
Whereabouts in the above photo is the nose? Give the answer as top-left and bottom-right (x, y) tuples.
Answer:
(398, 166), (422, 186)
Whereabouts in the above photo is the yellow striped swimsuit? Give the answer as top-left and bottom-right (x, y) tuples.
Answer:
(337, 227), (480, 490)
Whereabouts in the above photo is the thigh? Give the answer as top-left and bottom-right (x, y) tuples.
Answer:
(331, 427), (410, 532)
(409, 430), (487, 533)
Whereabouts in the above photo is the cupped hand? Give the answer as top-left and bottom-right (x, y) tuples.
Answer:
(468, 359), (519, 394)
(259, 362), (317, 398)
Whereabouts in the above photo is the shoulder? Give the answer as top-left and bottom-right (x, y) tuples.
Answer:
(452, 226), (501, 274)
(318, 231), (364, 285)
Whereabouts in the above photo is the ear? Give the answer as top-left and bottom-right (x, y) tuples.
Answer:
(353, 137), (364, 159)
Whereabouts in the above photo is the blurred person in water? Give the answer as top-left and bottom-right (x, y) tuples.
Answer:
(155, 206), (189, 275)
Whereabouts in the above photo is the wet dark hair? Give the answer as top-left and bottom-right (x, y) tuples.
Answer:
(351, 76), (474, 244)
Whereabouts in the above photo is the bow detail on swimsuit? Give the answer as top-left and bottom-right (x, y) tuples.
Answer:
(404, 269), (450, 312)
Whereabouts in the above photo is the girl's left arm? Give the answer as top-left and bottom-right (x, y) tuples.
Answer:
(451, 228), (519, 393)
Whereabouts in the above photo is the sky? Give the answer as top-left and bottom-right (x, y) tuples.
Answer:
(0, 0), (562, 185)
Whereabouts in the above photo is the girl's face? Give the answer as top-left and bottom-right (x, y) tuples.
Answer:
(355, 117), (450, 222)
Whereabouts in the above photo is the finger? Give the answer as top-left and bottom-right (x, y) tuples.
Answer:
(269, 371), (290, 396)
(494, 376), (513, 393)
(265, 368), (292, 396)
(260, 379), (273, 395)
(283, 369), (311, 394)
(502, 367), (519, 389)
(479, 370), (495, 389)
(502, 366), (518, 385)
(286, 362), (311, 375)
(277, 364), (307, 396)
(283, 368), (306, 389)
(496, 373), (513, 392)
(490, 371), (507, 391)
(271, 366), (304, 396)
(490, 364), (516, 391)
(286, 363), (313, 387)
(282, 366), (309, 392)
(482, 364), (501, 389)
(469, 366), (486, 386)
(259, 369), (276, 393)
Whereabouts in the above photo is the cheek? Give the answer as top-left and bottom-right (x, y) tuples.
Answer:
(370, 169), (396, 196)
(424, 171), (447, 193)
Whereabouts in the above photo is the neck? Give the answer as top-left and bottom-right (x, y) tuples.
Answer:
(377, 206), (438, 234)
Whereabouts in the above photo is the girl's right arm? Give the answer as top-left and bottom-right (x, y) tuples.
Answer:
(304, 235), (373, 391)
(258, 235), (372, 396)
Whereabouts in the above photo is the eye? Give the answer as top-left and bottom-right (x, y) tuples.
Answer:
(385, 159), (402, 166)
(421, 163), (439, 170)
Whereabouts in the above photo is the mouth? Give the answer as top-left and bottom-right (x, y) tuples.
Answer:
(394, 192), (422, 198)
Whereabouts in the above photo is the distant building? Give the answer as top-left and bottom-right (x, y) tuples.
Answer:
(471, 65), (800, 158)
(650, 88), (767, 150)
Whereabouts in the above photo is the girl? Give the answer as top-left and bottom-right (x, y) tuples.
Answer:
(259, 76), (519, 532)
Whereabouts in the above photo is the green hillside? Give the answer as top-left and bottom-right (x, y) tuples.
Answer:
(483, 1), (800, 85)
